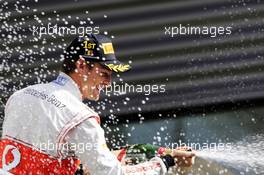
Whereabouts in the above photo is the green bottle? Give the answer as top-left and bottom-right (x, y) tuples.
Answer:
(124, 144), (160, 165)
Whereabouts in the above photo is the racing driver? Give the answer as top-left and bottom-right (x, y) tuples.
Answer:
(0, 34), (195, 175)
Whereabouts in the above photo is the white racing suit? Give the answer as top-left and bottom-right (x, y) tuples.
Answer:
(0, 72), (167, 175)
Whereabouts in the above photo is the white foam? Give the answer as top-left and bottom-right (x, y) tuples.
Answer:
(196, 134), (264, 174)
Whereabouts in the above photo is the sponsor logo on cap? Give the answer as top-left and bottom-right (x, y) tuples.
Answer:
(86, 50), (94, 56)
(102, 43), (114, 54)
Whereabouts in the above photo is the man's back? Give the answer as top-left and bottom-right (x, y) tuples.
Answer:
(3, 73), (98, 157)
(0, 73), (102, 174)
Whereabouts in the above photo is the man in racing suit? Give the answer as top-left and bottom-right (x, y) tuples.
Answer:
(0, 34), (195, 175)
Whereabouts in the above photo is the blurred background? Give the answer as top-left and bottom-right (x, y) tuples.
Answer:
(1, 0), (264, 174)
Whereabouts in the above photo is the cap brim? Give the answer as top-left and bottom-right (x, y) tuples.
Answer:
(102, 60), (131, 73)
(82, 55), (131, 73)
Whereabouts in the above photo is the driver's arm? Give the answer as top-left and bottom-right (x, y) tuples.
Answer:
(67, 118), (171, 175)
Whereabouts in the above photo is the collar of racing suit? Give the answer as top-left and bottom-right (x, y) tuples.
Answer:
(53, 72), (82, 101)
